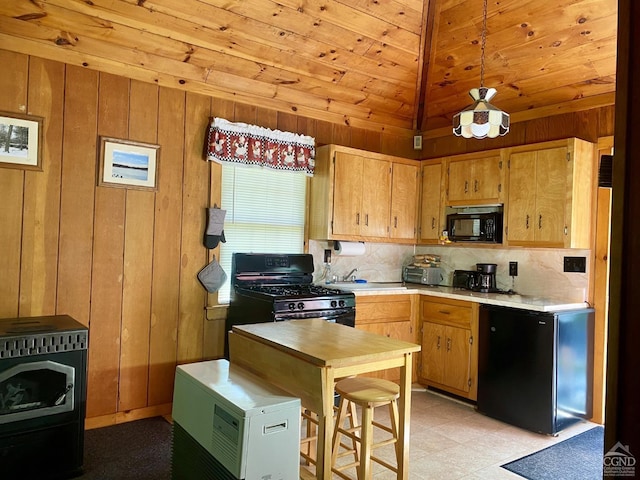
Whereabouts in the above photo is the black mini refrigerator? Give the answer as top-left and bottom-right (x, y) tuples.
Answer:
(477, 305), (594, 435)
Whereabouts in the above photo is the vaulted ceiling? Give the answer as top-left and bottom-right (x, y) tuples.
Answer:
(0, 0), (618, 137)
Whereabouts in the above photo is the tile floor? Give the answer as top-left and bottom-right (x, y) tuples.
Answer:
(306, 385), (600, 479)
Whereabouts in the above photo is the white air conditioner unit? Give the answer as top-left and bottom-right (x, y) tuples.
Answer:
(172, 359), (300, 480)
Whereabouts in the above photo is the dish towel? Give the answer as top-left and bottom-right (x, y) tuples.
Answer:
(204, 207), (226, 249)
(197, 257), (227, 293)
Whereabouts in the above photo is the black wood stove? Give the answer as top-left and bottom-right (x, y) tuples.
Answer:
(0, 315), (88, 479)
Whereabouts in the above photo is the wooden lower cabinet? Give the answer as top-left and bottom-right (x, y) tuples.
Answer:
(355, 294), (418, 382)
(418, 297), (479, 401)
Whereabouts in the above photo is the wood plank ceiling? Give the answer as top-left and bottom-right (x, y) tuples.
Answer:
(0, 0), (618, 137)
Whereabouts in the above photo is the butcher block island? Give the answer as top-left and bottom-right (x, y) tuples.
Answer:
(228, 318), (421, 480)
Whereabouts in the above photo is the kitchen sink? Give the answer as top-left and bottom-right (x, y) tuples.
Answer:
(330, 282), (406, 291)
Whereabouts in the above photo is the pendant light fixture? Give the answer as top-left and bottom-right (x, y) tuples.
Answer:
(453, 0), (509, 139)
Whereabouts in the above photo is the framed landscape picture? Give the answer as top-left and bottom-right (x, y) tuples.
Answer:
(0, 111), (43, 171)
(98, 137), (160, 191)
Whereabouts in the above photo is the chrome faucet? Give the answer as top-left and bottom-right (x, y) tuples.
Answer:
(343, 268), (359, 282)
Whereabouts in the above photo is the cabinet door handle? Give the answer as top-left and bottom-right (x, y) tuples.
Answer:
(356, 213), (360, 225)
(464, 180), (468, 193)
(436, 335), (441, 350)
(431, 217), (436, 229)
(365, 214), (369, 226)
(446, 337), (451, 352)
(474, 179), (478, 192)
(526, 214), (530, 229)
(394, 216), (398, 228)
(438, 310), (450, 315)
(539, 214), (542, 229)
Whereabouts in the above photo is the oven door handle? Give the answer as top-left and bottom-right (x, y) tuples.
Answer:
(274, 308), (355, 325)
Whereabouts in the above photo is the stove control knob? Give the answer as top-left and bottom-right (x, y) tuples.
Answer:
(331, 300), (337, 308)
(297, 302), (305, 310)
(288, 302), (296, 311)
(338, 300), (345, 307)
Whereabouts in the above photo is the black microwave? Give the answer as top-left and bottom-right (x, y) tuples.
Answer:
(447, 211), (503, 243)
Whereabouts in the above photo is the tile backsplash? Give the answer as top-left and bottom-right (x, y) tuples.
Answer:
(309, 240), (590, 303)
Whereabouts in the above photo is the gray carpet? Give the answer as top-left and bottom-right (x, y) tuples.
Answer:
(502, 426), (604, 480)
(80, 417), (172, 479)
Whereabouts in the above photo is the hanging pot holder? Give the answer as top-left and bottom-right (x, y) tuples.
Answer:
(197, 258), (227, 293)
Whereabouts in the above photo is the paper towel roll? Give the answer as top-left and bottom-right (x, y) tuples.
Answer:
(334, 241), (366, 256)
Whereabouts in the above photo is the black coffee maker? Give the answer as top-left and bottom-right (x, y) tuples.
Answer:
(475, 263), (497, 292)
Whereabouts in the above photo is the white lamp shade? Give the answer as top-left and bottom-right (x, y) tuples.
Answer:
(453, 87), (510, 139)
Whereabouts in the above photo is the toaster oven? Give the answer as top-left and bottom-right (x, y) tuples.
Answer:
(403, 266), (443, 285)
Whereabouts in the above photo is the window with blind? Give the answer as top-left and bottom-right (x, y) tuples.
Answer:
(218, 164), (307, 303)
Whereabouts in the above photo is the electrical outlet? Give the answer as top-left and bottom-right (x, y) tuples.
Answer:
(324, 249), (332, 264)
(564, 256), (586, 273)
(509, 261), (518, 276)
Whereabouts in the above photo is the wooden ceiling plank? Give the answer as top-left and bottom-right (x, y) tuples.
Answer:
(0, 30), (415, 136)
(362, 43), (419, 73)
(332, 0), (423, 33)
(0, 2), (346, 86)
(162, 0), (375, 58)
(425, 63), (615, 122)
(431, 12), (618, 75)
(146, 0), (418, 75)
(427, 34), (617, 105)
(274, 0), (421, 52)
(3, 4), (404, 114)
(1, 5), (417, 124)
(339, 71), (416, 105)
(75, 0), (420, 83)
(185, 49), (416, 119)
(0, 15), (415, 128)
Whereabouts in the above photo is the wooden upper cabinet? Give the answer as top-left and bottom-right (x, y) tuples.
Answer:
(505, 138), (596, 248)
(446, 154), (503, 206)
(332, 151), (390, 238)
(418, 161), (443, 243)
(359, 156), (392, 238)
(390, 162), (419, 241)
(332, 152), (365, 236)
(308, 145), (419, 244)
(507, 149), (565, 245)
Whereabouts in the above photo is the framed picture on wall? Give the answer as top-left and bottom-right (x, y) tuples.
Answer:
(98, 137), (160, 191)
(0, 111), (44, 171)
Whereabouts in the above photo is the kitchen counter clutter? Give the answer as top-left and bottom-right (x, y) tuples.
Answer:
(334, 283), (588, 312)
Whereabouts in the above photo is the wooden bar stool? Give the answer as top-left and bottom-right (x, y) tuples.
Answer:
(331, 377), (400, 480)
(300, 407), (318, 467)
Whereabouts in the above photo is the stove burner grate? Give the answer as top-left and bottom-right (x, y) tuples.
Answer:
(240, 284), (346, 297)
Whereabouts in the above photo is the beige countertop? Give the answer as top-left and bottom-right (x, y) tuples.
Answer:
(333, 283), (589, 312)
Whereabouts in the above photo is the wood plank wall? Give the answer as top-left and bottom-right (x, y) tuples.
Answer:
(0, 49), (615, 426)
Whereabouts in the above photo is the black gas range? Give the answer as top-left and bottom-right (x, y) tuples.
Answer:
(225, 253), (356, 355)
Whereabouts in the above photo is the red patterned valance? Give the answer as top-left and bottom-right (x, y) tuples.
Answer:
(206, 117), (315, 176)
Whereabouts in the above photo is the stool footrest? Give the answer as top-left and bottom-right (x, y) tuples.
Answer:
(335, 448), (358, 460)
(372, 420), (393, 434)
(371, 454), (399, 473)
(331, 467), (357, 480)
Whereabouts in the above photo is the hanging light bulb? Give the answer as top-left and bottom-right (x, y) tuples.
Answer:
(453, 0), (509, 139)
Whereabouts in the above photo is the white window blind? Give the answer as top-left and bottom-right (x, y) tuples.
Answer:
(218, 164), (307, 303)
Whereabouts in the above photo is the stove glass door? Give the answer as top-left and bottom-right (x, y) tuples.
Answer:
(0, 360), (74, 424)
